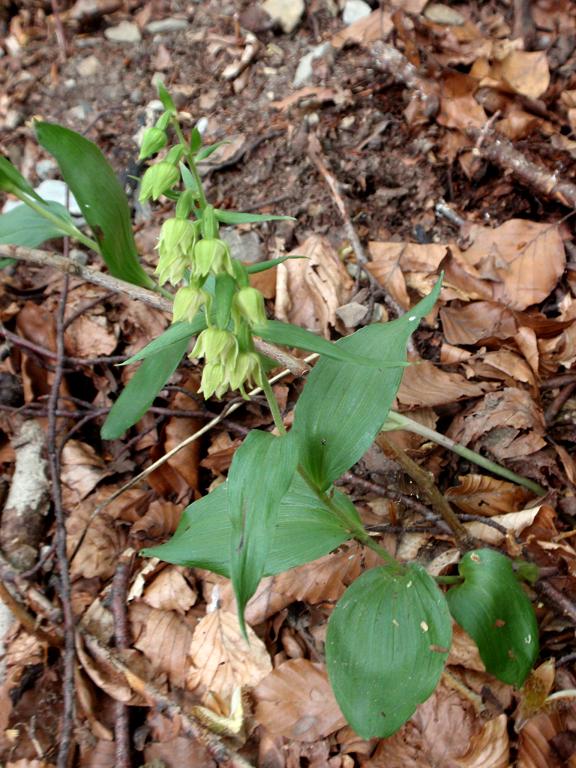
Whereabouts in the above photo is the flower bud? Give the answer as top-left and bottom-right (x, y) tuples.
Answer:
(138, 127), (167, 160)
(155, 218), (196, 285)
(139, 161), (180, 202)
(193, 238), (234, 278)
(172, 285), (209, 323)
(234, 286), (267, 327)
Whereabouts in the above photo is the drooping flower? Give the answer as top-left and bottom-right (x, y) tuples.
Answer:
(139, 161), (179, 202)
(155, 218), (196, 285)
(234, 286), (267, 327)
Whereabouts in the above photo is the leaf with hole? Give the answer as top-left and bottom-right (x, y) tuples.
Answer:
(101, 336), (189, 440)
(326, 563), (452, 739)
(142, 473), (354, 577)
(35, 122), (154, 289)
(293, 279), (441, 491)
(446, 549), (538, 687)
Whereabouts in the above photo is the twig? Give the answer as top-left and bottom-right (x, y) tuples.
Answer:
(81, 630), (254, 767)
(111, 551), (133, 768)
(377, 434), (475, 548)
(513, 0), (536, 49)
(47, 274), (76, 768)
(1, 244), (306, 375)
(50, 0), (68, 62)
(536, 580), (576, 625)
(370, 41), (440, 118)
(0, 580), (62, 647)
(307, 133), (406, 319)
(545, 382), (576, 424)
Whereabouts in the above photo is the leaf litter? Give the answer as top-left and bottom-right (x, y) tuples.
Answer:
(2, 0), (576, 764)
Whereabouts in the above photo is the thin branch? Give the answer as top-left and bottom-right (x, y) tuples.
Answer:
(112, 551), (133, 768)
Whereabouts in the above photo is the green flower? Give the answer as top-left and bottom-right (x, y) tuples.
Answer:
(193, 238), (234, 278)
(228, 351), (264, 392)
(199, 360), (229, 399)
(139, 161), (180, 201)
(155, 218), (196, 285)
(172, 285), (210, 323)
(138, 127), (167, 160)
(234, 286), (267, 327)
(190, 328), (238, 365)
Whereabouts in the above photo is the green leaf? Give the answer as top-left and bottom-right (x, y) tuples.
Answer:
(101, 336), (188, 440)
(142, 473), (354, 576)
(195, 141), (230, 162)
(0, 155), (43, 200)
(326, 564), (452, 739)
(446, 549), (539, 687)
(157, 82), (177, 114)
(0, 201), (74, 247)
(215, 273), (236, 330)
(189, 126), (202, 153)
(254, 319), (409, 369)
(246, 255), (306, 274)
(214, 209), (295, 225)
(292, 280), (442, 490)
(122, 317), (206, 365)
(0, 258), (16, 270)
(35, 122), (154, 289)
(179, 163), (200, 194)
(228, 431), (299, 633)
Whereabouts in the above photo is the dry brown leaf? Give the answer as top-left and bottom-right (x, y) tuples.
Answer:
(397, 361), (496, 407)
(447, 623), (485, 672)
(254, 660), (346, 742)
(271, 87), (346, 111)
(130, 602), (194, 688)
(446, 474), (535, 516)
(465, 506), (542, 545)
(457, 220), (565, 311)
(61, 440), (108, 504)
(187, 609), (272, 701)
(8, 762), (54, 768)
(517, 710), (575, 768)
(164, 382), (203, 491)
(67, 505), (122, 580)
(496, 50), (550, 100)
(468, 349), (537, 387)
(367, 242), (448, 310)
(440, 301), (518, 345)
(456, 714), (509, 767)
(64, 313), (118, 358)
(331, 9), (393, 49)
(142, 566), (197, 614)
(144, 738), (216, 768)
(437, 72), (486, 131)
(275, 236), (353, 335)
(130, 499), (182, 543)
(447, 388), (546, 459)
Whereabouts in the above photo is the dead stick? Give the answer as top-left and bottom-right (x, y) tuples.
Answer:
(1, 244), (306, 375)
(377, 434), (475, 548)
(111, 552), (133, 768)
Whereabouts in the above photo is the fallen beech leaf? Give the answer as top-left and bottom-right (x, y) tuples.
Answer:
(142, 566), (197, 614)
(331, 10), (393, 49)
(517, 711), (571, 768)
(130, 602), (194, 687)
(458, 220), (565, 311)
(447, 623), (485, 672)
(457, 714), (509, 767)
(164, 383), (203, 491)
(78, 738), (116, 768)
(397, 361), (496, 407)
(446, 474), (535, 516)
(61, 440), (108, 503)
(469, 350), (537, 387)
(438, 72), (486, 131)
(254, 660), (346, 742)
(144, 737), (216, 768)
(368, 242), (447, 310)
(67, 505), (122, 580)
(465, 506), (542, 545)
(440, 301), (518, 345)
(130, 499), (182, 542)
(498, 50), (550, 100)
(187, 609), (272, 701)
(65, 313), (118, 358)
(275, 235), (353, 335)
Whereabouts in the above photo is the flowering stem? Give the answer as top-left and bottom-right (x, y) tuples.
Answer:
(261, 375), (285, 435)
(171, 118), (208, 211)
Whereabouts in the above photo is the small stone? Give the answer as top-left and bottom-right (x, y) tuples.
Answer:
(145, 18), (188, 34)
(4, 110), (23, 129)
(305, 112), (320, 126)
(293, 42), (333, 87)
(196, 116), (209, 134)
(35, 159), (58, 179)
(336, 302), (369, 328)
(261, 0), (304, 34)
(76, 54), (101, 77)
(423, 3), (466, 26)
(340, 115), (355, 129)
(239, 5), (274, 33)
(342, 0), (372, 25)
(220, 229), (264, 264)
(104, 21), (142, 43)
(67, 103), (91, 121)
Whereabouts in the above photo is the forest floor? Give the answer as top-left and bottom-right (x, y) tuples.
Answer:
(1, 0), (576, 765)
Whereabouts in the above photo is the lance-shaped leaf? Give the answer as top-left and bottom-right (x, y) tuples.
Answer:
(0, 201), (74, 247)
(228, 430), (299, 633)
(142, 472), (353, 576)
(215, 209), (294, 225)
(101, 336), (189, 440)
(35, 122), (154, 289)
(121, 317), (206, 365)
(447, 549), (539, 687)
(0, 155), (43, 200)
(292, 280), (441, 491)
(326, 564), (452, 739)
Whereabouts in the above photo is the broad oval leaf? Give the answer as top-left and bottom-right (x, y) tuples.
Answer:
(35, 122), (154, 289)
(447, 549), (539, 687)
(142, 473), (354, 577)
(0, 201), (74, 247)
(326, 564), (452, 739)
(101, 336), (189, 440)
(292, 281), (441, 490)
(122, 318), (206, 365)
(228, 430), (299, 633)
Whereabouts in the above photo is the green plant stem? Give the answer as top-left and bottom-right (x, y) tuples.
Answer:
(383, 411), (545, 496)
(15, 193), (99, 252)
(171, 119), (208, 210)
(435, 575), (464, 585)
(260, 375), (286, 435)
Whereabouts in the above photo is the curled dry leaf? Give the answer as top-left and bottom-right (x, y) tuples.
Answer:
(367, 242), (447, 310)
(187, 609), (272, 701)
(437, 72), (486, 131)
(447, 623), (485, 672)
(64, 313), (118, 359)
(464, 505), (542, 545)
(275, 235), (353, 335)
(446, 474), (535, 516)
(481, 50), (551, 100)
(440, 301), (518, 345)
(67, 505), (122, 580)
(467, 350), (537, 387)
(142, 566), (197, 614)
(61, 440), (108, 504)
(397, 361), (496, 407)
(130, 602), (194, 688)
(254, 659), (346, 742)
(130, 499), (182, 543)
